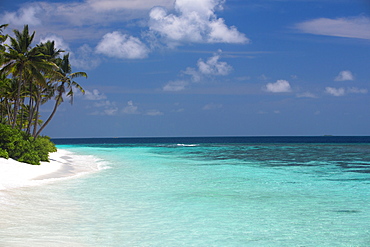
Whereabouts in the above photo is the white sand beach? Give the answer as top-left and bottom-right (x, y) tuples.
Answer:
(0, 149), (105, 191)
(0, 150), (66, 190)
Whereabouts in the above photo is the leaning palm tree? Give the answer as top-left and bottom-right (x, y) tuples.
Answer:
(36, 53), (87, 137)
(28, 40), (64, 136)
(1, 25), (57, 129)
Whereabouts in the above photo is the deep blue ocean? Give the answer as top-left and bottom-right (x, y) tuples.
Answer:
(1, 136), (370, 246)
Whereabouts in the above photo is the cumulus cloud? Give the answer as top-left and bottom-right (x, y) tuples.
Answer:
(265, 80), (292, 93)
(325, 87), (367, 96)
(96, 31), (150, 59)
(197, 53), (233, 76)
(335, 70), (354, 81)
(148, 0), (248, 46)
(39, 36), (100, 69)
(84, 89), (107, 100)
(146, 110), (164, 116)
(183, 67), (202, 82)
(1, 5), (42, 26)
(71, 44), (101, 70)
(295, 16), (370, 40)
(40, 34), (70, 52)
(90, 100), (118, 116)
(183, 51), (233, 82)
(325, 87), (345, 96)
(163, 80), (189, 91)
(122, 100), (139, 114)
(164, 51), (233, 91)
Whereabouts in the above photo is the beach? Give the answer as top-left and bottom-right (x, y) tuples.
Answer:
(0, 149), (103, 192)
(0, 150), (64, 191)
(0, 148), (109, 247)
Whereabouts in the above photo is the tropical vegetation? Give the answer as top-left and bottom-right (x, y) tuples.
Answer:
(0, 24), (87, 164)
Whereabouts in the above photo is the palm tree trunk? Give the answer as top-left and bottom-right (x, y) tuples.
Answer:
(35, 85), (64, 138)
(12, 75), (22, 128)
(32, 89), (41, 137)
(26, 82), (35, 135)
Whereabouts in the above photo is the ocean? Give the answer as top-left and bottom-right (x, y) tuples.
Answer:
(1, 136), (370, 246)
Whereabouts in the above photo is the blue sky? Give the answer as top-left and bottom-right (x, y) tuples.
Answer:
(1, 0), (369, 137)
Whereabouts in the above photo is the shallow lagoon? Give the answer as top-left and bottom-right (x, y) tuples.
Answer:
(1, 137), (370, 246)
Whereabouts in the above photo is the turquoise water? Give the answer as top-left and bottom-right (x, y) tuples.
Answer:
(1, 137), (370, 246)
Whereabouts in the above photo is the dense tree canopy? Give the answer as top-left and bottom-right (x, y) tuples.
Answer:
(0, 24), (87, 138)
(0, 24), (87, 164)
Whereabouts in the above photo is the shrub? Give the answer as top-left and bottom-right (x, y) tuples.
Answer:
(0, 148), (9, 159)
(0, 123), (57, 165)
(33, 136), (57, 162)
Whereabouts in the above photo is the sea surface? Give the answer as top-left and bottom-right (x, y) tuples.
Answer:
(1, 136), (370, 246)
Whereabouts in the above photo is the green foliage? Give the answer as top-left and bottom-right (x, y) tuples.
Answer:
(33, 135), (57, 162)
(1, 25), (87, 137)
(0, 148), (9, 159)
(0, 123), (56, 165)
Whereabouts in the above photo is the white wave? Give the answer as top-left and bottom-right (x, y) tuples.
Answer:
(176, 144), (199, 147)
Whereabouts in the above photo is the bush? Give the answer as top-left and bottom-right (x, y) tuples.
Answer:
(0, 148), (9, 159)
(33, 136), (57, 162)
(0, 123), (57, 165)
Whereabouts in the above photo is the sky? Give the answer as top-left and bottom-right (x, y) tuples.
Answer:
(1, 0), (369, 138)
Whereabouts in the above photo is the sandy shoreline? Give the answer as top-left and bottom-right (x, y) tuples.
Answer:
(0, 149), (83, 191)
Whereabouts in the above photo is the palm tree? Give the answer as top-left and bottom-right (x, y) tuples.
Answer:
(28, 41), (64, 136)
(0, 24), (8, 53)
(0, 74), (12, 123)
(36, 53), (87, 137)
(0, 25), (57, 129)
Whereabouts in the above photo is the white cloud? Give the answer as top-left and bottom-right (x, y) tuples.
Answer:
(265, 80), (292, 93)
(39, 36), (100, 70)
(90, 100), (118, 116)
(84, 89), (107, 100)
(295, 16), (370, 40)
(163, 80), (189, 91)
(1, 5), (42, 26)
(146, 110), (164, 116)
(183, 67), (202, 82)
(148, 0), (249, 46)
(87, 0), (174, 11)
(296, 92), (317, 98)
(5, 1), (173, 27)
(182, 51), (233, 82)
(347, 87), (368, 94)
(39, 34), (70, 52)
(197, 52), (233, 76)
(122, 100), (139, 114)
(104, 108), (119, 116)
(325, 87), (367, 96)
(165, 51), (233, 91)
(335, 70), (354, 81)
(96, 31), (150, 59)
(71, 44), (101, 70)
(325, 87), (345, 96)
